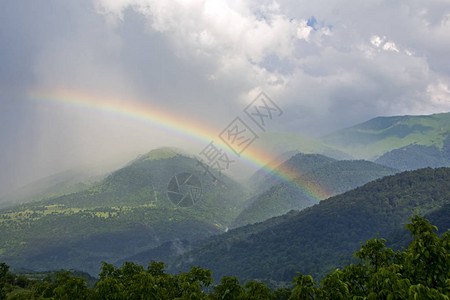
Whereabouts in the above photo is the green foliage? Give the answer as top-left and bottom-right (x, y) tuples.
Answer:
(0, 264), (36, 300)
(94, 261), (213, 299)
(0, 263), (8, 300)
(0, 151), (248, 275)
(1, 216), (449, 299)
(248, 153), (337, 194)
(321, 112), (450, 161)
(354, 236), (396, 272)
(236, 156), (398, 227)
(289, 273), (317, 299)
(244, 281), (272, 299)
(317, 270), (350, 299)
(210, 276), (244, 299)
(404, 215), (449, 290)
(272, 287), (291, 300)
(287, 215), (449, 299)
(174, 167), (450, 283)
(376, 135), (450, 171)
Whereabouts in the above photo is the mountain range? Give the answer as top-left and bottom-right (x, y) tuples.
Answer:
(170, 167), (450, 283)
(256, 112), (450, 171)
(321, 112), (450, 166)
(0, 112), (449, 280)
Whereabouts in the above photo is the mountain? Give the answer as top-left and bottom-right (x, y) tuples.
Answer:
(171, 167), (450, 283)
(0, 148), (247, 275)
(235, 156), (398, 227)
(247, 153), (337, 194)
(375, 135), (450, 170)
(0, 169), (107, 209)
(251, 113), (450, 172)
(320, 112), (450, 163)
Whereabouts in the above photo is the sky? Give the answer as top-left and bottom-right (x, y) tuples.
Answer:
(1, 0), (450, 195)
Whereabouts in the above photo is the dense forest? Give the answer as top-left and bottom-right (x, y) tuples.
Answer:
(236, 156), (398, 227)
(172, 168), (450, 283)
(1, 216), (448, 299)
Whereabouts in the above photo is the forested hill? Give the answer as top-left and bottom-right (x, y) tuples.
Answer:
(375, 134), (450, 170)
(235, 158), (398, 227)
(0, 148), (247, 276)
(171, 167), (450, 282)
(1, 214), (448, 298)
(248, 153), (337, 194)
(320, 112), (450, 163)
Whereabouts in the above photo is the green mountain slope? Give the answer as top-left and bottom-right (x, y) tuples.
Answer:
(248, 153), (337, 194)
(235, 157), (398, 227)
(320, 112), (450, 161)
(0, 148), (247, 275)
(171, 167), (450, 283)
(375, 135), (450, 170)
(0, 169), (107, 209)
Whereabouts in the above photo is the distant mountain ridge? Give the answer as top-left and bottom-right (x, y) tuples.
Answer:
(235, 154), (398, 227)
(248, 153), (337, 194)
(320, 112), (450, 162)
(375, 135), (450, 170)
(247, 113), (449, 173)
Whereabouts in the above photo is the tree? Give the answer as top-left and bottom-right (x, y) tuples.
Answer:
(0, 263), (9, 300)
(175, 266), (212, 299)
(404, 215), (449, 291)
(210, 276), (245, 300)
(354, 235), (396, 272)
(289, 273), (316, 299)
(272, 288), (291, 300)
(243, 281), (272, 299)
(289, 215), (450, 299)
(32, 270), (91, 300)
(93, 261), (213, 299)
(317, 270), (350, 299)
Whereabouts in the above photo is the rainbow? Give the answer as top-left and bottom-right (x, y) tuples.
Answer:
(28, 88), (331, 202)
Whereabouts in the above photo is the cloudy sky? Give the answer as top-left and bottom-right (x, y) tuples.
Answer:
(1, 0), (450, 194)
